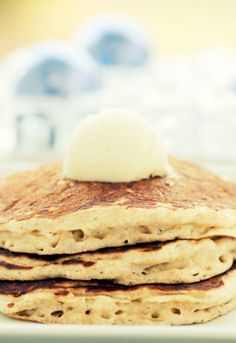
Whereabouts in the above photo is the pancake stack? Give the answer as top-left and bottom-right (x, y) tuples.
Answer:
(0, 157), (236, 324)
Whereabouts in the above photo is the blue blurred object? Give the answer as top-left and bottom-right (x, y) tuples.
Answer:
(10, 41), (102, 157)
(75, 13), (149, 67)
(17, 57), (74, 96)
(15, 42), (101, 96)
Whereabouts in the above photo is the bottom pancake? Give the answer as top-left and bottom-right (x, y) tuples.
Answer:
(0, 264), (236, 325)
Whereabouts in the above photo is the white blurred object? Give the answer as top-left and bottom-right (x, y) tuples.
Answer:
(0, 41), (102, 158)
(197, 94), (236, 162)
(0, 124), (16, 157)
(0, 41), (236, 173)
(193, 47), (236, 94)
(13, 41), (101, 96)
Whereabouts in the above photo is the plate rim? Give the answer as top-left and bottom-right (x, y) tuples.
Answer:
(0, 324), (235, 339)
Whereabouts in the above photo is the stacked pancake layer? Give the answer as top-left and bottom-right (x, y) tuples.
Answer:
(0, 157), (236, 324)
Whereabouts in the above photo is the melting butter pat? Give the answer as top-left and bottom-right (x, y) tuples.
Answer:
(63, 108), (169, 182)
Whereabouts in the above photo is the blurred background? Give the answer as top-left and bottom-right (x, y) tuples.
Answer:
(0, 0), (236, 177)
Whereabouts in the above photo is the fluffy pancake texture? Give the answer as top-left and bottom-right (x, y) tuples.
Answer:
(0, 264), (236, 325)
(0, 157), (236, 254)
(0, 156), (236, 325)
(0, 237), (235, 285)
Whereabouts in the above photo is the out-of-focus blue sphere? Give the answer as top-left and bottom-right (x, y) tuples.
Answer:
(74, 13), (149, 67)
(15, 42), (101, 96)
(17, 57), (74, 96)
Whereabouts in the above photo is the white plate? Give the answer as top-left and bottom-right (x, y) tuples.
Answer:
(0, 310), (236, 343)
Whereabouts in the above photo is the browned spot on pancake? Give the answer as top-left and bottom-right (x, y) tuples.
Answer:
(0, 263), (234, 297)
(83, 274), (225, 293)
(0, 157), (236, 221)
(61, 259), (95, 267)
(95, 240), (169, 254)
(0, 249), (25, 259)
(0, 248), (67, 262)
(7, 303), (15, 308)
(149, 276), (224, 292)
(0, 248), (69, 262)
(0, 241), (173, 264)
(54, 290), (69, 296)
(0, 261), (32, 270)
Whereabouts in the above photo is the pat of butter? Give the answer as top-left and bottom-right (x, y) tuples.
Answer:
(63, 109), (169, 182)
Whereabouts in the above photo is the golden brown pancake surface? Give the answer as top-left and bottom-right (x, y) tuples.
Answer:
(0, 157), (236, 222)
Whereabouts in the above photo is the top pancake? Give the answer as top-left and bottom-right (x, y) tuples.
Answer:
(1, 156), (236, 221)
(0, 157), (236, 254)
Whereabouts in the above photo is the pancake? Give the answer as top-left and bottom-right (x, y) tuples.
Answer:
(0, 237), (236, 285)
(0, 157), (236, 254)
(0, 263), (236, 325)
